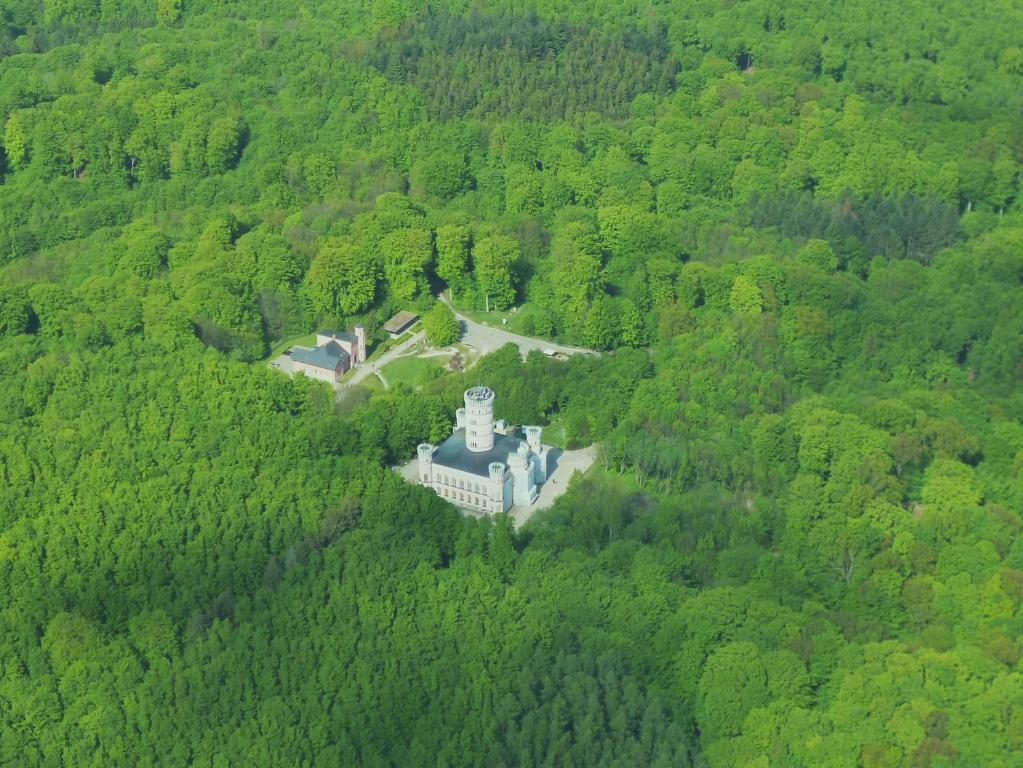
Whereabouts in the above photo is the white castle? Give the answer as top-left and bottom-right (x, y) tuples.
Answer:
(417, 386), (551, 514)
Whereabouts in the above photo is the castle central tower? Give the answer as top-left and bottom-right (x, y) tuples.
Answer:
(464, 386), (496, 452)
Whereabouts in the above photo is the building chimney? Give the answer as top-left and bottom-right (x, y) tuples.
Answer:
(354, 324), (367, 363)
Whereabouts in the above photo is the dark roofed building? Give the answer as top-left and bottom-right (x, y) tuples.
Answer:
(316, 327), (366, 364)
(432, 429), (526, 478)
(383, 310), (419, 337)
(415, 387), (552, 514)
(319, 329), (357, 344)
(286, 325), (367, 384)
(291, 343), (350, 383)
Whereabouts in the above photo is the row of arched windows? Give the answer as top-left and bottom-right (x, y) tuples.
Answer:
(439, 486), (486, 507)
(435, 473), (483, 494)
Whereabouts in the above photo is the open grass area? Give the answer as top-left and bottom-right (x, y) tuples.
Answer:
(539, 419), (568, 449)
(381, 355), (446, 388)
(265, 332), (316, 361)
(365, 326), (420, 362)
(357, 373), (385, 393)
(453, 303), (536, 336)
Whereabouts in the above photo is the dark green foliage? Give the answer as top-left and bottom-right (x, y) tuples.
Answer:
(0, 277), (32, 334)
(748, 191), (962, 266)
(368, 10), (679, 120)
(1, 0), (1023, 765)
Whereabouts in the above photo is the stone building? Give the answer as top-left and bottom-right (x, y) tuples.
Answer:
(290, 326), (367, 384)
(417, 386), (551, 514)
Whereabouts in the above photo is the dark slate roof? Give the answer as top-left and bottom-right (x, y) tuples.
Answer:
(383, 310), (419, 334)
(291, 343), (349, 370)
(432, 429), (524, 478)
(319, 329), (358, 344)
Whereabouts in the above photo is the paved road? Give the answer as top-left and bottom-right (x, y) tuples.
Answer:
(508, 444), (597, 527)
(439, 294), (596, 358)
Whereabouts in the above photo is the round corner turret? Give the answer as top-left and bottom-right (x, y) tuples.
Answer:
(417, 442), (435, 483)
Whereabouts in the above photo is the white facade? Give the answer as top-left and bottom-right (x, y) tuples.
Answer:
(417, 387), (552, 514)
(464, 386), (496, 452)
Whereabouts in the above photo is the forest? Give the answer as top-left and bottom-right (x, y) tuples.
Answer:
(0, 0), (1022, 765)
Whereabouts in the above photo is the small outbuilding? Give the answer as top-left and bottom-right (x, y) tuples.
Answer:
(289, 325), (367, 384)
(383, 310), (419, 338)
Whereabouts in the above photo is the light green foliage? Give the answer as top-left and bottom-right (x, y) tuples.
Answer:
(156, 0), (181, 26)
(797, 239), (839, 273)
(410, 153), (467, 201)
(2, 113), (29, 169)
(697, 642), (769, 743)
(582, 294), (618, 350)
(471, 234), (517, 310)
(117, 223), (171, 280)
(504, 165), (543, 215)
(619, 299), (647, 347)
(0, 278), (31, 336)
(380, 227), (434, 303)
(206, 116), (244, 174)
(43, 0), (99, 25)
(1, 1), (1023, 765)
(305, 237), (377, 316)
(422, 301), (460, 347)
(547, 219), (604, 336)
(728, 275), (764, 314)
(303, 153), (335, 197)
(434, 224), (471, 294)
(234, 227), (304, 289)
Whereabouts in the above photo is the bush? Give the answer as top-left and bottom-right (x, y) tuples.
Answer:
(423, 302), (460, 347)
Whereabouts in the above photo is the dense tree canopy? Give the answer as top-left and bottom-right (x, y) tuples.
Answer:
(1, 0), (1022, 765)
